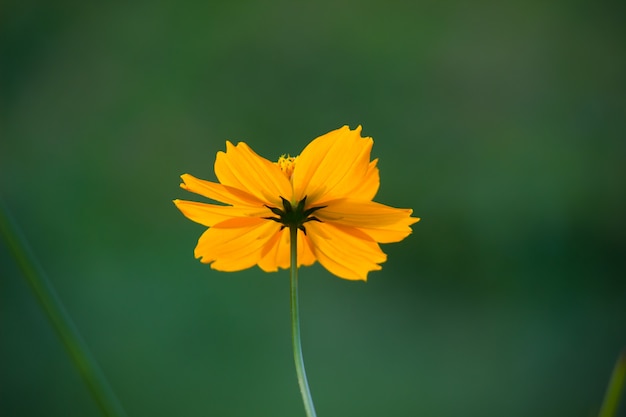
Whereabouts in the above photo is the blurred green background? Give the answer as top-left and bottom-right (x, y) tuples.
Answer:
(1, 1), (625, 416)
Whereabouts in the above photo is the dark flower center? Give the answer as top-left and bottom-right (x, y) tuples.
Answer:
(264, 196), (326, 234)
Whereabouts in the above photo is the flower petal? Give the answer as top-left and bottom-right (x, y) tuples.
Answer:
(214, 141), (292, 206)
(305, 221), (387, 280)
(355, 225), (418, 244)
(194, 219), (280, 271)
(315, 199), (419, 243)
(349, 159), (380, 201)
(173, 199), (268, 227)
(293, 126), (375, 203)
(298, 233), (317, 267)
(179, 174), (264, 206)
(257, 229), (287, 272)
(258, 228), (316, 272)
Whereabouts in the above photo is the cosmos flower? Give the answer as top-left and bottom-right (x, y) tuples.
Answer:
(174, 126), (419, 280)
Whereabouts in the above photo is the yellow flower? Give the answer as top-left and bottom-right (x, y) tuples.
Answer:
(173, 126), (419, 280)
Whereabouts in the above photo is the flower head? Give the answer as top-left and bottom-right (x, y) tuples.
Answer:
(174, 126), (419, 280)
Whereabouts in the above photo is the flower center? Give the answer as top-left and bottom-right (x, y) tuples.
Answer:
(263, 196), (326, 234)
(277, 154), (297, 179)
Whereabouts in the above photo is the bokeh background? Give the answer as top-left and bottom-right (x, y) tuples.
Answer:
(1, 1), (625, 416)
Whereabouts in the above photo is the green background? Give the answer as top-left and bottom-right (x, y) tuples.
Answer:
(1, 1), (624, 416)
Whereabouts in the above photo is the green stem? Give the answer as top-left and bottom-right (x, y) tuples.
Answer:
(598, 349), (626, 417)
(0, 202), (127, 417)
(290, 226), (317, 417)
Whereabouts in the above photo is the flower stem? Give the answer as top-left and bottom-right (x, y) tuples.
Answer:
(0, 201), (127, 417)
(289, 226), (317, 417)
